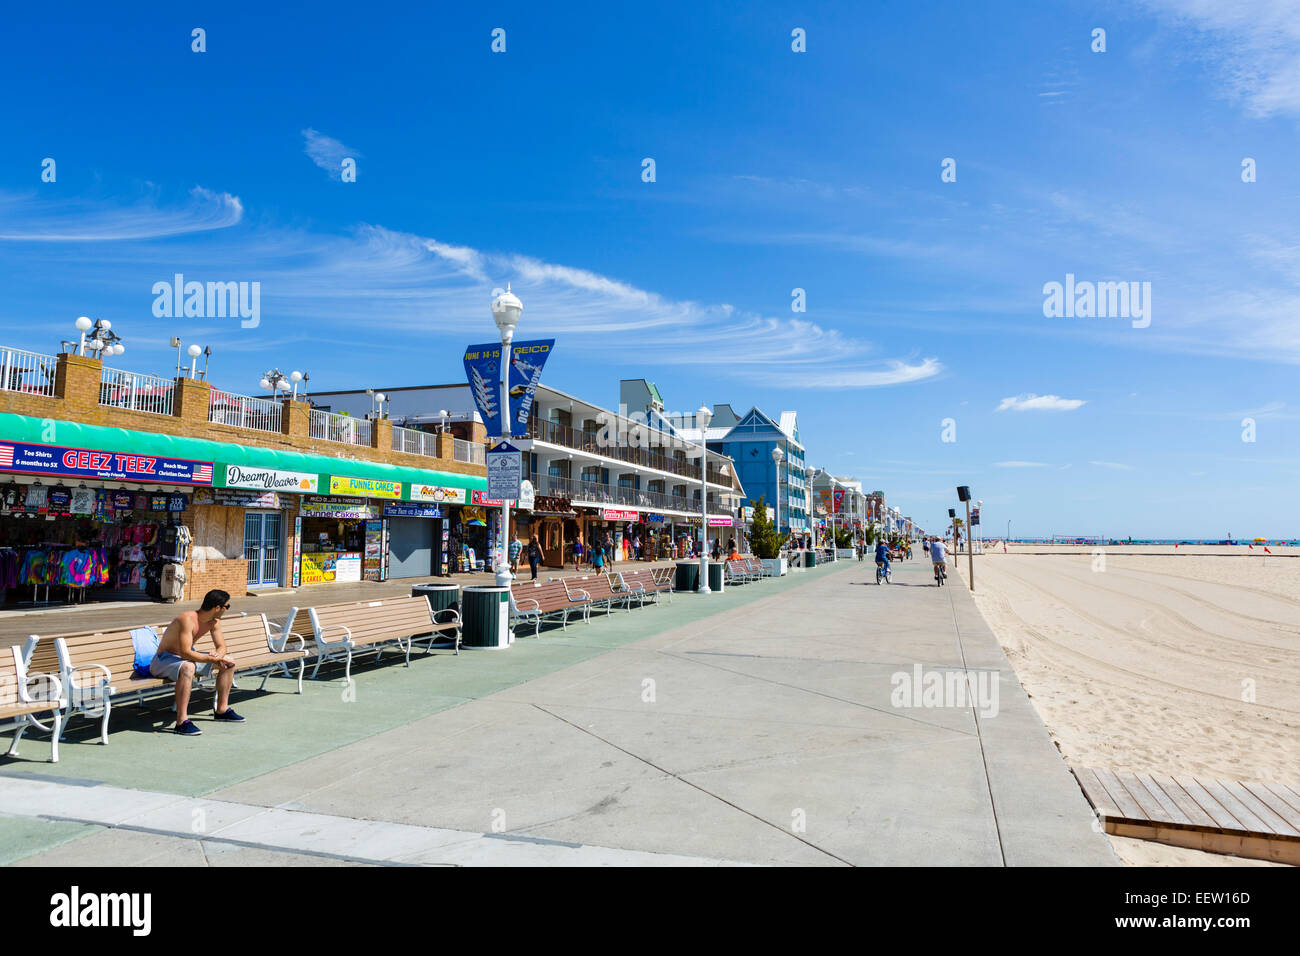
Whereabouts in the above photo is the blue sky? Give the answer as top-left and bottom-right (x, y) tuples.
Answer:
(2, 0), (1298, 537)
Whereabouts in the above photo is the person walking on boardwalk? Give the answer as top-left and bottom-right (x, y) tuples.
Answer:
(527, 535), (542, 580)
(508, 535), (522, 574)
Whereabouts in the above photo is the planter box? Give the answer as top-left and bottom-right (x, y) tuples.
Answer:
(759, 557), (787, 577)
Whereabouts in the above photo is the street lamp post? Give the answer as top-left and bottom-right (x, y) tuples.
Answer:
(771, 445), (784, 550)
(491, 285), (523, 583)
(696, 404), (713, 594)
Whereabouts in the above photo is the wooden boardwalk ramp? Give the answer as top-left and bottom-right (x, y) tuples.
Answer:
(1073, 767), (1300, 865)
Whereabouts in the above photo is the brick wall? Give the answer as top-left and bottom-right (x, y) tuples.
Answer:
(0, 352), (484, 478)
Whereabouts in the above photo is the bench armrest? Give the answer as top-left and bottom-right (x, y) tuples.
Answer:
(278, 631), (307, 652)
(316, 623), (353, 646)
(433, 608), (462, 625)
(67, 662), (113, 688)
(569, 588), (591, 602)
(514, 598), (541, 613)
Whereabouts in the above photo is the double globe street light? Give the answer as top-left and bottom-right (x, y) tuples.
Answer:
(74, 317), (124, 358)
(491, 285), (523, 583)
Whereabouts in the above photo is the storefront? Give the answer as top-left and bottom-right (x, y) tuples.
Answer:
(0, 423), (210, 606)
(0, 411), (486, 600)
(295, 496), (382, 584)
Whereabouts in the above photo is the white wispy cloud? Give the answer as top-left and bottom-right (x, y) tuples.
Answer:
(302, 128), (360, 180)
(996, 394), (1086, 412)
(1140, 0), (1300, 118)
(0, 192), (941, 390)
(994, 461), (1051, 468)
(0, 186), (242, 241)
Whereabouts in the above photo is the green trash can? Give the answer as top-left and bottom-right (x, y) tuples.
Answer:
(412, 582), (460, 649)
(806, 551), (818, 568)
(461, 585), (512, 650)
(674, 560), (699, 592)
(707, 561), (724, 593)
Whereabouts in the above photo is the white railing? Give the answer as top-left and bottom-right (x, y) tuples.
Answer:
(209, 389), (283, 433)
(393, 425), (439, 458)
(0, 347), (57, 398)
(100, 367), (174, 416)
(454, 438), (485, 464)
(311, 408), (372, 446)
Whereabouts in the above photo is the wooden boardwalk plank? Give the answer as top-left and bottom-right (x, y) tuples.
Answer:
(1245, 783), (1300, 831)
(1093, 769), (1145, 821)
(1074, 768), (1118, 816)
(1195, 777), (1274, 835)
(1267, 783), (1300, 815)
(1224, 781), (1300, 837)
(1148, 773), (1217, 829)
(1133, 773), (1194, 827)
(1074, 767), (1300, 865)
(1115, 770), (1169, 823)
(1172, 776), (1243, 831)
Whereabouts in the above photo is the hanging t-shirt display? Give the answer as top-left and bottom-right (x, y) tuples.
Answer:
(70, 487), (96, 514)
(25, 486), (48, 510)
(48, 489), (72, 512)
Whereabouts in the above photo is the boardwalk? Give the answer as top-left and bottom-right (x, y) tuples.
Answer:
(1, 558), (1114, 866)
(1075, 767), (1300, 865)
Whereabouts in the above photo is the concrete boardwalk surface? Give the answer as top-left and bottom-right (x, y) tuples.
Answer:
(0, 559), (1116, 866)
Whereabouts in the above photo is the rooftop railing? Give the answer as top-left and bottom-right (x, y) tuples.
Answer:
(311, 408), (372, 446)
(392, 424), (439, 458)
(100, 367), (175, 416)
(209, 389), (283, 433)
(454, 438), (485, 464)
(0, 347), (57, 398)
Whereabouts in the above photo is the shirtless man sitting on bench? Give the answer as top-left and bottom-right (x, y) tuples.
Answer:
(150, 589), (243, 736)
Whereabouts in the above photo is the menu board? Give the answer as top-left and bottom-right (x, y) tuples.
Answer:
(300, 551), (362, 584)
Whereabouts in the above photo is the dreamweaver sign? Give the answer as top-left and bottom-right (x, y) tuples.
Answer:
(329, 475), (401, 499)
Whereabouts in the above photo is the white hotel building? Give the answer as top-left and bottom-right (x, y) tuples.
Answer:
(313, 382), (746, 568)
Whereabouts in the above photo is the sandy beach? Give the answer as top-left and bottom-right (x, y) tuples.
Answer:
(965, 545), (1300, 867)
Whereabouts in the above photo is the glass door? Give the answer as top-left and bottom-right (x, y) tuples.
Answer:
(244, 511), (283, 587)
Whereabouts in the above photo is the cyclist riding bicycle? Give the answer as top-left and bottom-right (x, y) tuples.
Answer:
(874, 540), (890, 577)
(928, 537), (947, 578)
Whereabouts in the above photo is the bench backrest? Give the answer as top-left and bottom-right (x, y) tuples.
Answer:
(31, 614), (273, 690)
(36, 626), (152, 690)
(513, 579), (579, 612)
(309, 596), (436, 642)
(570, 574), (616, 601)
(621, 569), (666, 592)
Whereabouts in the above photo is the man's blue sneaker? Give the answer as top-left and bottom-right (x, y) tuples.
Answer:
(213, 708), (245, 722)
(174, 719), (201, 736)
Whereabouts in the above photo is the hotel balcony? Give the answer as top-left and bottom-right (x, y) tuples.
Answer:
(522, 417), (735, 490)
(530, 472), (735, 520)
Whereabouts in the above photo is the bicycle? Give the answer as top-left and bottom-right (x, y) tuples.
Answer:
(933, 562), (946, 587)
(876, 561), (891, 585)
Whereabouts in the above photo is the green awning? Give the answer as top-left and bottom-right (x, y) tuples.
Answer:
(0, 412), (484, 498)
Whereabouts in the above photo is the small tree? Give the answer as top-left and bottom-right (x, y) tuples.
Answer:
(748, 495), (785, 559)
